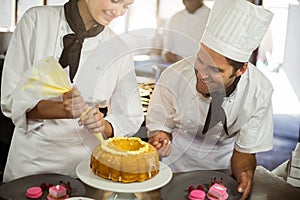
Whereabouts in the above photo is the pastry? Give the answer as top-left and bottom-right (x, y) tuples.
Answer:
(207, 183), (228, 200)
(189, 189), (206, 200)
(47, 185), (69, 200)
(90, 137), (159, 183)
(26, 187), (43, 199)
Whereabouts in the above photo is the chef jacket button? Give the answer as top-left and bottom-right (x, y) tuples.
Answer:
(56, 55), (60, 59)
(187, 120), (191, 123)
(184, 130), (187, 133)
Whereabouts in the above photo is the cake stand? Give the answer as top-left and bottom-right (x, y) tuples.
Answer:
(76, 159), (173, 200)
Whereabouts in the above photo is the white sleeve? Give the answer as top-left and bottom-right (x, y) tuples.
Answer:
(146, 80), (176, 135)
(1, 9), (43, 133)
(234, 92), (274, 154)
(105, 54), (144, 136)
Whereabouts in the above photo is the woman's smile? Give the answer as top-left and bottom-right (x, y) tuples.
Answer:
(103, 10), (114, 22)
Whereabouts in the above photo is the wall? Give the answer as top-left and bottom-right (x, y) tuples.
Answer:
(282, 4), (300, 101)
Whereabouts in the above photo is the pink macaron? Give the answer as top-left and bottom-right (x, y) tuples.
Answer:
(26, 187), (43, 199)
(189, 189), (206, 200)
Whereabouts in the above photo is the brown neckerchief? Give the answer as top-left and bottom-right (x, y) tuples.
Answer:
(202, 76), (241, 135)
(59, 0), (104, 81)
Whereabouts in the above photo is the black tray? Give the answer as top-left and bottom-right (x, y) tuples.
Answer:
(0, 173), (85, 200)
(161, 170), (242, 200)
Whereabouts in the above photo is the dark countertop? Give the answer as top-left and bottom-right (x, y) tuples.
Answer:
(81, 166), (300, 200)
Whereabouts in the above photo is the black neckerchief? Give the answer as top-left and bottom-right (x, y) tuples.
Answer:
(202, 76), (241, 135)
(59, 0), (104, 81)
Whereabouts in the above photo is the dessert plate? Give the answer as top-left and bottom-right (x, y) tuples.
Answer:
(76, 159), (172, 193)
(160, 170), (242, 200)
(0, 173), (85, 200)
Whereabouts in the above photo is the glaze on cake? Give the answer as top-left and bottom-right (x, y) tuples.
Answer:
(90, 137), (160, 183)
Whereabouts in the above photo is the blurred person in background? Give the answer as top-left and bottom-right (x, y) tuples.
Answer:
(161, 0), (210, 63)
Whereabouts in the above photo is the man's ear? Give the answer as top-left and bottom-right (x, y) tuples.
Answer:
(236, 63), (248, 76)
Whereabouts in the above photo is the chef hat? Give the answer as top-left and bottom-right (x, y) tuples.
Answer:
(201, 0), (273, 62)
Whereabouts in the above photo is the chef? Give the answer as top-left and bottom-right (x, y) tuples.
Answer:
(147, 0), (273, 199)
(162, 0), (210, 63)
(1, 0), (143, 182)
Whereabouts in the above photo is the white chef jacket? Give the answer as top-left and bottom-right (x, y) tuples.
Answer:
(146, 57), (274, 172)
(1, 6), (143, 182)
(162, 6), (210, 58)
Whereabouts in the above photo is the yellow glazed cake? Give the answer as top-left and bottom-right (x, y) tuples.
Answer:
(90, 137), (160, 183)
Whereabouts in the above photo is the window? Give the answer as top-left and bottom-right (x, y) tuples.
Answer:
(17, 0), (44, 22)
(46, 0), (68, 5)
(262, 0), (299, 68)
(0, 0), (15, 30)
(0, 0), (68, 30)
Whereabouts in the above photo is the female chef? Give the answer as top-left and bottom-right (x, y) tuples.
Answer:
(1, 0), (143, 182)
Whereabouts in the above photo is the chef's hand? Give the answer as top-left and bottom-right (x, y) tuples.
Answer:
(78, 105), (113, 138)
(78, 105), (105, 133)
(236, 171), (253, 200)
(231, 149), (256, 200)
(148, 131), (172, 157)
(62, 86), (87, 118)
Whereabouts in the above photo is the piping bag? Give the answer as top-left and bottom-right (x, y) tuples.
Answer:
(79, 107), (104, 144)
(19, 56), (104, 144)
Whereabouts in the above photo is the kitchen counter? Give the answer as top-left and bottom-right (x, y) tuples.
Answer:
(81, 165), (300, 200)
(1, 165), (299, 200)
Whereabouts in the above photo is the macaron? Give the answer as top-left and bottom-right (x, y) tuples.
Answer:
(189, 189), (206, 200)
(26, 186), (43, 199)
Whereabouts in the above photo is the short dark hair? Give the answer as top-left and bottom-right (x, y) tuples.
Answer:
(225, 57), (245, 72)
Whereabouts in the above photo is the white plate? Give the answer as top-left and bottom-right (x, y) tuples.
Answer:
(76, 159), (172, 193)
(66, 197), (95, 200)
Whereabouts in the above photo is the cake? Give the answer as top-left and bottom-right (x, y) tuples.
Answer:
(207, 183), (228, 200)
(47, 185), (69, 200)
(90, 137), (160, 183)
(189, 189), (206, 200)
(26, 187), (43, 199)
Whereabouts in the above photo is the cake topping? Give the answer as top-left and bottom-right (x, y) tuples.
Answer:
(100, 137), (150, 156)
(40, 182), (47, 190)
(197, 184), (205, 191)
(59, 181), (72, 194)
(188, 185), (195, 193)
